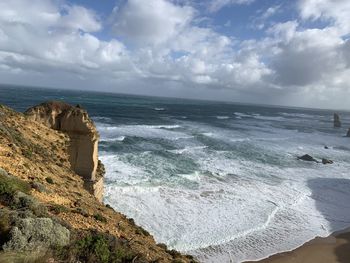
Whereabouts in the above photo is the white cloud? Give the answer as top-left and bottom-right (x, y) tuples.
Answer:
(207, 0), (255, 13)
(0, 0), (129, 75)
(298, 0), (350, 33)
(111, 0), (194, 45)
(0, 0), (350, 109)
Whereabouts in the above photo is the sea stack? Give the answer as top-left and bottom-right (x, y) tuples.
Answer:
(25, 101), (104, 201)
(334, 113), (341, 127)
(347, 128), (350, 137)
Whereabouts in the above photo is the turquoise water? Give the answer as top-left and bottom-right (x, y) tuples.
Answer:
(1, 85), (350, 262)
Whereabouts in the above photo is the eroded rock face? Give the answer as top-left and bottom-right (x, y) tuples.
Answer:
(334, 113), (341, 128)
(25, 101), (104, 201)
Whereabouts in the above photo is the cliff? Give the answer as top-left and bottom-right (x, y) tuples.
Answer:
(333, 113), (341, 128)
(25, 101), (103, 201)
(0, 103), (195, 263)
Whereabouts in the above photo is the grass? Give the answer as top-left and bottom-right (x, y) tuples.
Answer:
(0, 171), (31, 199)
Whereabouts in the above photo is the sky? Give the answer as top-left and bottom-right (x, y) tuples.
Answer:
(0, 0), (350, 109)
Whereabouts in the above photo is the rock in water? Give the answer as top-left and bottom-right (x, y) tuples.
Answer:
(322, 158), (333, 165)
(334, 113), (341, 128)
(347, 128), (350, 137)
(24, 101), (104, 201)
(297, 154), (319, 163)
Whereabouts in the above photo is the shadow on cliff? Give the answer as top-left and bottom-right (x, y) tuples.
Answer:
(307, 178), (350, 263)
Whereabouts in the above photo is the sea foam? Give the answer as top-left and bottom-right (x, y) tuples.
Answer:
(98, 110), (350, 263)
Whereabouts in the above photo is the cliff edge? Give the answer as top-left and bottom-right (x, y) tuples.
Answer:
(25, 101), (103, 201)
(0, 103), (195, 263)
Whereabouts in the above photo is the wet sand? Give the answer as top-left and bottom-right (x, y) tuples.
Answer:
(246, 230), (350, 263)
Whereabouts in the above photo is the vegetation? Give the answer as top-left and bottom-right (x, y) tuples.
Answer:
(56, 231), (137, 263)
(50, 204), (69, 215)
(45, 177), (54, 184)
(93, 213), (107, 223)
(0, 172), (31, 204)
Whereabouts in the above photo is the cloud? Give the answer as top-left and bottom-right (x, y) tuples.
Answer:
(0, 0), (349, 109)
(298, 0), (350, 33)
(251, 4), (281, 29)
(0, 0), (130, 76)
(111, 0), (194, 45)
(207, 0), (255, 13)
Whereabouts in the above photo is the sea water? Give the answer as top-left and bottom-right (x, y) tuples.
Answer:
(1, 86), (350, 262)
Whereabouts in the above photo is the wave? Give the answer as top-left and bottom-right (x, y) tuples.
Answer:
(168, 146), (208, 154)
(279, 112), (317, 118)
(234, 112), (251, 118)
(154, 107), (165, 111)
(216, 116), (230, 120)
(96, 123), (188, 141)
(98, 106), (350, 263)
(252, 115), (285, 121)
(100, 136), (126, 142)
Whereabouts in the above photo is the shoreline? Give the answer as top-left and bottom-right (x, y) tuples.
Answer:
(245, 228), (350, 263)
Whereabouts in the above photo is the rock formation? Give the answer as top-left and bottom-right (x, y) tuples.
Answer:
(297, 154), (319, 163)
(25, 101), (104, 201)
(347, 128), (350, 137)
(321, 158), (333, 165)
(334, 113), (341, 128)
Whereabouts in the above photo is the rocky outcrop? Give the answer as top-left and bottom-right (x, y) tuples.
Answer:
(297, 154), (319, 163)
(334, 113), (341, 128)
(321, 158), (333, 165)
(25, 101), (104, 201)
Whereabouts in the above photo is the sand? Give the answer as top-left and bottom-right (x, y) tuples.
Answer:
(246, 230), (350, 263)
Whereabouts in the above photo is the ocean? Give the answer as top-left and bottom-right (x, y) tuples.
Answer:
(1, 85), (350, 262)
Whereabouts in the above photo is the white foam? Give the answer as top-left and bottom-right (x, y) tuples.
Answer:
(252, 115), (285, 121)
(96, 123), (186, 141)
(216, 116), (230, 120)
(154, 107), (165, 111)
(100, 136), (126, 142)
(234, 112), (251, 117)
(100, 112), (350, 263)
(169, 146), (208, 154)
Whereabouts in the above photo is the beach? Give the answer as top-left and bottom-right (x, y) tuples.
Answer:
(249, 230), (350, 263)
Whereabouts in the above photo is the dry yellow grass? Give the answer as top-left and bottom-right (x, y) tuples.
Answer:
(0, 104), (195, 263)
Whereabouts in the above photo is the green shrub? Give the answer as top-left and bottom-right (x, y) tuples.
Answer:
(73, 207), (89, 217)
(76, 234), (110, 263)
(11, 192), (48, 217)
(93, 213), (107, 223)
(50, 204), (69, 215)
(0, 209), (11, 246)
(0, 172), (31, 203)
(45, 177), (54, 184)
(157, 243), (168, 250)
(22, 148), (33, 159)
(70, 232), (136, 263)
(135, 227), (150, 236)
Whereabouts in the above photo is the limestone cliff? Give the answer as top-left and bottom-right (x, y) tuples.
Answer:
(25, 101), (103, 201)
(0, 103), (195, 263)
(334, 113), (341, 128)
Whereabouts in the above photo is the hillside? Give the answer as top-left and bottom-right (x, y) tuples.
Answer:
(0, 103), (195, 263)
